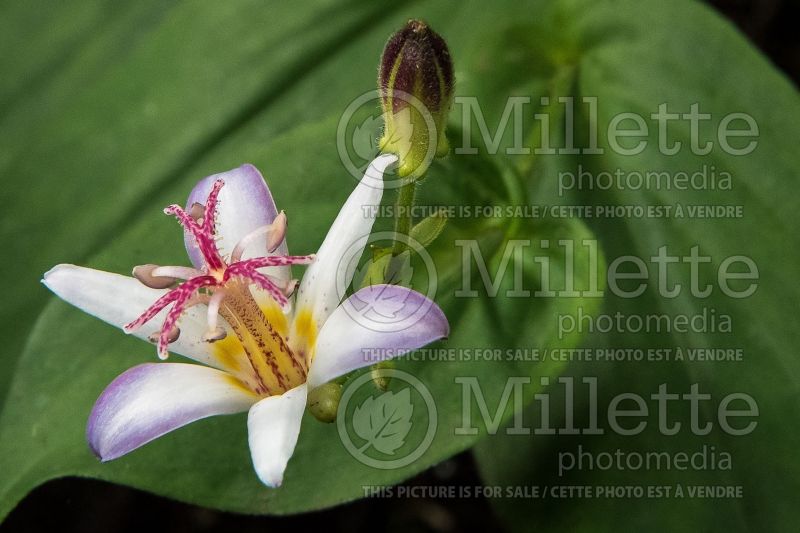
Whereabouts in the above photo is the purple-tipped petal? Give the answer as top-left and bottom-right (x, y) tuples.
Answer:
(88, 363), (257, 461)
(184, 165), (289, 283)
(306, 284), (449, 388)
(247, 384), (307, 487)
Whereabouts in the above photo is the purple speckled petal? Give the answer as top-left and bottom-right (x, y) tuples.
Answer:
(88, 363), (257, 461)
(185, 164), (290, 286)
(306, 284), (449, 388)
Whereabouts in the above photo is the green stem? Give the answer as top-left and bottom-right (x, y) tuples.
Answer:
(392, 180), (416, 255)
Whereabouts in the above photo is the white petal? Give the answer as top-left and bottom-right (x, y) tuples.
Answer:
(294, 154), (397, 331)
(42, 264), (245, 371)
(88, 363), (256, 461)
(185, 164), (290, 287)
(247, 384), (307, 487)
(307, 284), (449, 388)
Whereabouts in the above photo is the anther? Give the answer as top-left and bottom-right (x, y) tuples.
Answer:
(284, 279), (299, 297)
(189, 202), (205, 223)
(203, 326), (227, 343)
(231, 213), (290, 262)
(133, 264), (177, 289)
(267, 211), (288, 252)
(149, 326), (180, 344)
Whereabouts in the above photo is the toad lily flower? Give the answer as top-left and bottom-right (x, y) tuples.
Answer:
(42, 154), (449, 487)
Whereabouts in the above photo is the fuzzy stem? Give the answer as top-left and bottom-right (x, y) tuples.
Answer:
(392, 180), (417, 256)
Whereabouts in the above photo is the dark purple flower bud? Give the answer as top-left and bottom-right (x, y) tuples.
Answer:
(378, 19), (454, 178)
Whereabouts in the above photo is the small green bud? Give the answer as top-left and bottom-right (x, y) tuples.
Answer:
(371, 360), (396, 391)
(409, 209), (448, 248)
(378, 19), (454, 179)
(307, 382), (342, 423)
(358, 246), (413, 289)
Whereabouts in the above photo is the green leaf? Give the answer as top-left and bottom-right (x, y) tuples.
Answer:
(409, 210), (448, 248)
(352, 389), (414, 456)
(472, 1), (800, 532)
(0, 100), (600, 520)
(355, 248), (412, 288)
(0, 0), (540, 400)
(0, 0), (396, 400)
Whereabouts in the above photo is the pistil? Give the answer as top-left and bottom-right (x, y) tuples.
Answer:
(123, 178), (316, 396)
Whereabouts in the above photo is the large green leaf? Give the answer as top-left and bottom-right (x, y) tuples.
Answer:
(0, 0), (602, 514)
(0, 0), (398, 399)
(0, 111), (599, 516)
(0, 1), (553, 514)
(473, 1), (800, 531)
(5, 0), (794, 525)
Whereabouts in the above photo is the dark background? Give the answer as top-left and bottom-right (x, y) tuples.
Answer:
(3, 1), (797, 532)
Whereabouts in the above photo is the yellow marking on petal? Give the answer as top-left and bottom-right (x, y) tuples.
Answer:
(224, 374), (259, 398)
(212, 334), (245, 374)
(260, 299), (288, 338)
(212, 335), (271, 394)
(291, 307), (318, 366)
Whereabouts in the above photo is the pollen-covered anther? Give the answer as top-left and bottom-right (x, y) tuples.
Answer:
(203, 326), (227, 343)
(133, 264), (176, 289)
(148, 326), (180, 344)
(267, 211), (287, 253)
(231, 211), (289, 262)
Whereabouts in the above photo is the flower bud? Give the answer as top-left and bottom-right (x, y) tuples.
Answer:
(378, 19), (454, 179)
(371, 360), (396, 391)
(307, 382), (342, 423)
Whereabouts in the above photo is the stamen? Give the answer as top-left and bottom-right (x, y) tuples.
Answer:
(267, 211), (288, 253)
(151, 266), (203, 280)
(203, 326), (227, 343)
(284, 279), (299, 297)
(133, 264), (177, 289)
(230, 211), (288, 263)
(204, 289), (228, 342)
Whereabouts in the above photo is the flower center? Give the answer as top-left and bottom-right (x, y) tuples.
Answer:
(218, 282), (306, 394)
(124, 179), (314, 395)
